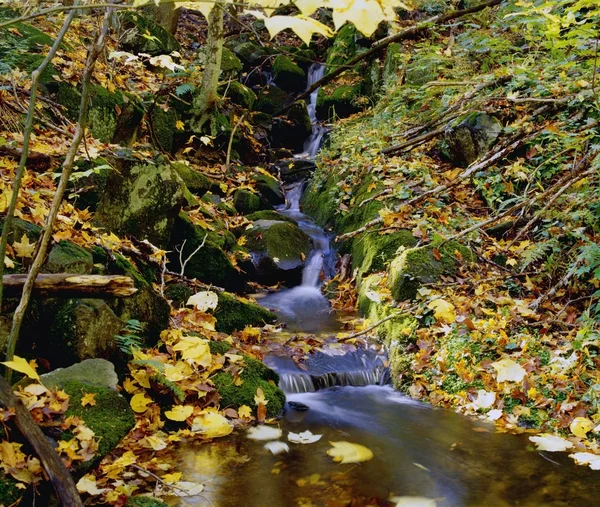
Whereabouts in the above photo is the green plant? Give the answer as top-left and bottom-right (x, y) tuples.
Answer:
(114, 319), (144, 355)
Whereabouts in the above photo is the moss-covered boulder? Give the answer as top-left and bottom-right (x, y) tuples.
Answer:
(168, 213), (246, 291)
(404, 53), (448, 86)
(214, 292), (277, 334)
(255, 85), (291, 115)
(41, 359), (119, 391)
(352, 230), (417, 278)
(221, 81), (257, 110)
(68, 158), (111, 212)
(119, 11), (180, 56)
(172, 162), (211, 196)
(44, 241), (93, 274)
(316, 80), (362, 120)
(247, 210), (296, 223)
(220, 47), (243, 75)
(444, 112), (503, 166)
(127, 496), (168, 507)
(62, 380), (135, 469)
(271, 102), (312, 152)
(232, 41), (268, 66)
(253, 172), (285, 206)
(388, 241), (474, 302)
(233, 189), (272, 215)
(165, 283), (193, 307)
(325, 24), (357, 71)
(273, 55), (306, 92)
(149, 106), (178, 153)
(243, 220), (311, 285)
(212, 355), (285, 417)
(94, 161), (185, 248)
(0, 217), (41, 245)
(382, 43), (405, 85)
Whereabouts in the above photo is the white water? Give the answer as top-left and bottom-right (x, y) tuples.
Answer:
(298, 63), (326, 157)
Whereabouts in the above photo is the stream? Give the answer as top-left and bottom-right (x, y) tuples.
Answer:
(173, 65), (600, 507)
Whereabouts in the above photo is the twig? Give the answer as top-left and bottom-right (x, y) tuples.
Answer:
(4, 5), (114, 378)
(0, 4), (78, 323)
(424, 81), (478, 87)
(359, 188), (392, 207)
(382, 123), (450, 155)
(225, 113), (245, 173)
(339, 313), (406, 341)
(176, 234), (208, 277)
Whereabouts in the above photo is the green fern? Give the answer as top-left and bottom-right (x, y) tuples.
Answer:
(520, 237), (561, 271)
(150, 373), (186, 402)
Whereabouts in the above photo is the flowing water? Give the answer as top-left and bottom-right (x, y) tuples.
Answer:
(298, 64), (327, 158)
(173, 65), (600, 507)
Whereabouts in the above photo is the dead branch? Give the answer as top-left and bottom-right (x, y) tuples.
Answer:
(382, 124), (449, 155)
(2, 274), (137, 298)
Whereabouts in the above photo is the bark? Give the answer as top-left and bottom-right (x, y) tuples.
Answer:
(143, 3), (180, 34)
(2, 274), (137, 298)
(192, 1), (225, 133)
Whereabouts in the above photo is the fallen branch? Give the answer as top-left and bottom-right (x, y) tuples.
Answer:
(382, 123), (449, 155)
(339, 313), (405, 341)
(277, 0), (503, 114)
(0, 376), (82, 506)
(2, 274), (137, 297)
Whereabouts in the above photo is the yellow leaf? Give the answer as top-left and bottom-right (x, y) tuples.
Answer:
(491, 358), (527, 383)
(172, 336), (212, 367)
(175, 120), (185, 130)
(12, 234), (35, 258)
(186, 291), (219, 311)
(327, 441), (374, 464)
(1, 355), (40, 380)
(76, 474), (106, 495)
(165, 405), (194, 422)
(130, 393), (153, 413)
(529, 434), (574, 452)
(248, 11), (334, 45)
(162, 472), (182, 483)
(238, 405), (252, 419)
(570, 417), (594, 438)
(427, 298), (455, 324)
(254, 387), (268, 406)
(191, 411), (233, 437)
(219, 182), (228, 193)
(81, 393), (97, 407)
(569, 452), (600, 470)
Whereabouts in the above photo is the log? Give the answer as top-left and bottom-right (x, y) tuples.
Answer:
(2, 274), (137, 298)
(0, 375), (83, 506)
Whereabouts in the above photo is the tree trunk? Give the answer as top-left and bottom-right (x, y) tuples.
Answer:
(143, 4), (180, 34)
(2, 274), (137, 298)
(192, 1), (224, 133)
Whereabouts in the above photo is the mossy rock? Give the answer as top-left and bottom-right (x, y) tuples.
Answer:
(212, 356), (285, 417)
(127, 496), (168, 507)
(444, 112), (502, 167)
(149, 106), (177, 153)
(273, 55), (306, 92)
(247, 210), (296, 224)
(271, 102), (312, 152)
(41, 359), (119, 391)
(352, 230), (417, 278)
(165, 283), (193, 308)
(243, 220), (311, 285)
(233, 189), (271, 215)
(382, 43), (405, 85)
(221, 81), (257, 110)
(388, 241), (474, 302)
(255, 85), (291, 115)
(45, 240), (94, 274)
(325, 24), (357, 71)
(68, 158), (111, 212)
(316, 81), (362, 120)
(209, 340), (232, 355)
(119, 11), (181, 56)
(168, 213), (246, 291)
(404, 53), (449, 86)
(62, 380), (135, 469)
(220, 47), (243, 75)
(214, 292), (277, 334)
(94, 161), (185, 248)
(233, 42), (268, 66)
(253, 172), (285, 206)
(0, 217), (41, 245)
(172, 162), (211, 196)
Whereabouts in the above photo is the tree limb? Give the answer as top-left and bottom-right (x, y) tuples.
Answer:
(2, 274), (137, 298)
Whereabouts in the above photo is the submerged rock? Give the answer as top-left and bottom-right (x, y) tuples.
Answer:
(444, 112), (502, 166)
(243, 220), (311, 286)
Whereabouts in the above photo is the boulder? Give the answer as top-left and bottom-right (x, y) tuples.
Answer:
(352, 230), (417, 278)
(271, 102), (312, 152)
(255, 85), (291, 115)
(172, 162), (211, 196)
(444, 112), (502, 166)
(253, 172), (285, 206)
(271, 158), (316, 183)
(149, 105), (178, 153)
(316, 81), (362, 120)
(68, 158), (111, 212)
(220, 47), (243, 75)
(41, 358), (119, 390)
(388, 241), (473, 302)
(233, 188), (272, 215)
(247, 210), (296, 224)
(273, 55), (306, 92)
(94, 161), (185, 248)
(222, 81), (257, 110)
(325, 24), (357, 71)
(119, 11), (180, 56)
(44, 240), (93, 274)
(214, 292), (277, 333)
(243, 220), (311, 285)
(232, 41), (268, 67)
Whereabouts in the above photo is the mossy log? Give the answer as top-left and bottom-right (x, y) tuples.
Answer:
(2, 274), (137, 297)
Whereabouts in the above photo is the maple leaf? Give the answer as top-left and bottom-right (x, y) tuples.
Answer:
(76, 474), (107, 495)
(288, 430), (322, 444)
(164, 405), (193, 422)
(570, 417), (594, 438)
(327, 441), (374, 464)
(190, 411), (233, 437)
(569, 452), (600, 470)
(264, 441), (289, 455)
(80, 393), (97, 407)
(490, 358), (526, 383)
(238, 405), (252, 419)
(427, 298), (455, 324)
(529, 434), (574, 452)
(1, 356), (40, 380)
(12, 234), (35, 258)
(247, 426), (282, 440)
(186, 291), (219, 312)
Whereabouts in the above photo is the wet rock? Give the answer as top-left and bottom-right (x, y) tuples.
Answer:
(119, 11), (180, 56)
(172, 162), (212, 196)
(352, 230), (417, 278)
(247, 210), (296, 224)
(213, 291), (277, 334)
(253, 172), (285, 206)
(45, 240), (93, 274)
(232, 41), (269, 67)
(149, 105), (178, 153)
(243, 220), (311, 286)
(41, 358), (119, 390)
(220, 47), (243, 76)
(255, 85), (291, 115)
(271, 102), (312, 152)
(222, 81), (257, 110)
(233, 188), (272, 215)
(272, 158), (316, 183)
(273, 55), (306, 92)
(94, 160), (185, 248)
(316, 81), (362, 119)
(444, 112), (502, 166)
(288, 401), (309, 411)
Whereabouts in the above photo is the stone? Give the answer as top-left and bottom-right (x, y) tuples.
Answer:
(444, 112), (503, 166)
(220, 47), (243, 75)
(273, 55), (306, 92)
(172, 162), (212, 196)
(40, 358), (119, 390)
(233, 188), (272, 215)
(94, 161), (185, 248)
(272, 158), (316, 183)
(255, 85), (291, 115)
(271, 102), (312, 152)
(352, 230), (417, 278)
(119, 11), (181, 56)
(233, 41), (268, 66)
(213, 291), (277, 334)
(243, 220), (311, 285)
(149, 106), (177, 153)
(127, 497), (168, 507)
(221, 81), (257, 110)
(45, 240), (93, 274)
(316, 80), (362, 120)
(253, 172), (285, 206)
(247, 210), (296, 224)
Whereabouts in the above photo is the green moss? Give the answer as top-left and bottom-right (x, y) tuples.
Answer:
(45, 241), (93, 274)
(119, 11), (180, 56)
(233, 42), (267, 65)
(245, 221), (310, 262)
(150, 106), (177, 153)
(253, 173), (285, 206)
(113, 253), (151, 288)
(246, 210), (296, 223)
(388, 241), (474, 301)
(352, 230), (417, 277)
(233, 189), (270, 215)
(214, 292), (277, 334)
(0, 473), (22, 506)
(316, 81), (362, 119)
(127, 496), (168, 507)
(220, 47), (243, 74)
(382, 43), (405, 85)
(165, 283), (193, 307)
(325, 24), (357, 71)
(0, 217), (42, 244)
(172, 162), (211, 196)
(222, 81), (257, 110)
(273, 55), (306, 92)
(208, 340), (232, 355)
(63, 381), (135, 468)
(212, 356), (285, 417)
(255, 85), (291, 115)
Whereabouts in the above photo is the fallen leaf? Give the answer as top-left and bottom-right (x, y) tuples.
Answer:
(190, 411), (233, 437)
(570, 417), (594, 438)
(491, 358), (527, 383)
(165, 405), (194, 422)
(529, 434), (574, 452)
(186, 291), (219, 312)
(288, 430), (323, 444)
(130, 393), (153, 413)
(264, 441), (289, 455)
(1, 356), (40, 380)
(12, 234), (35, 258)
(569, 452), (600, 470)
(327, 441), (374, 464)
(390, 497), (437, 507)
(247, 426), (282, 441)
(76, 474), (106, 495)
(427, 299), (455, 324)
(81, 393), (97, 407)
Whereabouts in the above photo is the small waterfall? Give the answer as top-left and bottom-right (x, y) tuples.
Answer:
(298, 63), (326, 158)
(266, 351), (390, 394)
